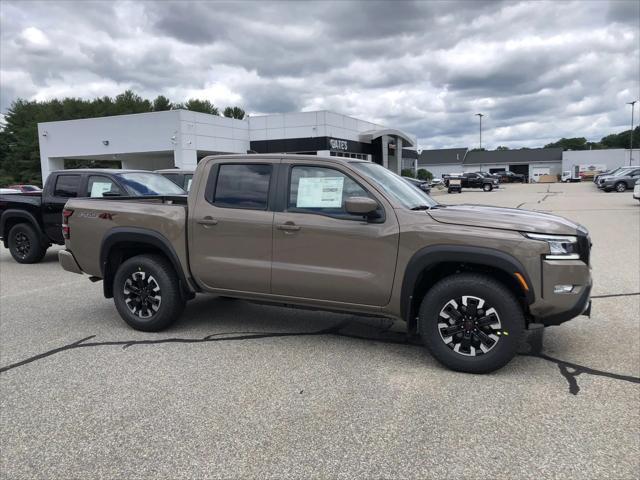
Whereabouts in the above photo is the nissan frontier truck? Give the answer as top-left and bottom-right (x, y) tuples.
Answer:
(59, 154), (592, 373)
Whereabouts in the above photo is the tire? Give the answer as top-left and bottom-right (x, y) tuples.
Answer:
(615, 182), (627, 193)
(7, 223), (47, 264)
(418, 273), (524, 373)
(113, 254), (185, 332)
(483, 183), (493, 192)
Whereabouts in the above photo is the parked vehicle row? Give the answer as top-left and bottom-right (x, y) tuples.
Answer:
(0, 169), (185, 263)
(56, 154), (593, 374)
(594, 166), (640, 192)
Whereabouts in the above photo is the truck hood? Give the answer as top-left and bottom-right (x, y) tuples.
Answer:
(427, 204), (581, 235)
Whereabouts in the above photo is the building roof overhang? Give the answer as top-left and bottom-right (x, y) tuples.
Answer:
(359, 129), (415, 147)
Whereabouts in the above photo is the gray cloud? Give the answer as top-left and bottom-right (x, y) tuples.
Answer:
(1, 0), (638, 149)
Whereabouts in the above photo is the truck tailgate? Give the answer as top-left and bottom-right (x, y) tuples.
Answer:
(65, 197), (188, 278)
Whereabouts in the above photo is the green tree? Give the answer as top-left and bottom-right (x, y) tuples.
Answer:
(400, 168), (415, 178)
(600, 126), (640, 149)
(113, 90), (152, 114)
(152, 95), (172, 111)
(223, 106), (246, 119)
(496, 146), (510, 150)
(416, 168), (433, 181)
(180, 99), (219, 115)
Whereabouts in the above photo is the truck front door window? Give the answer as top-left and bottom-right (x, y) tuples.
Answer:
(288, 166), (373, 220)
(87, 176), (122, 197)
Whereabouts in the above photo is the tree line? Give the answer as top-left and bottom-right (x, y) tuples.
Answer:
(0, 90), (245, 184)
(0, 89), (638, 185)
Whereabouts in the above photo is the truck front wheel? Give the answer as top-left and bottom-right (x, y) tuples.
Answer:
(7, 223), (47, 264)
(483, 183), (493, 192)
(113, 254), (185, 332)
(418, 273), (524, 373)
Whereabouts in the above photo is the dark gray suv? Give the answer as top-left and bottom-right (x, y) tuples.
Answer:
(597, 167), (640, 192)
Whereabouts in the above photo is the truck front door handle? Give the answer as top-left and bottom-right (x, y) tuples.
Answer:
(277, 223), (301, 232)
(197, 216), (218, 226)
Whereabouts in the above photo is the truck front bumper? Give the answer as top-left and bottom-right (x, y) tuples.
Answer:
(58, 249), (83, 275)
(529, 259), (592, 327)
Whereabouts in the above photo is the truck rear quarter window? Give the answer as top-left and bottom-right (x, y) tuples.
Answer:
(53, 174), (81, 197)
(212, 164), (272, 210)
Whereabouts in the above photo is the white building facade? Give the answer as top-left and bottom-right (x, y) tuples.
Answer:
(562, 149), (640, 175)
(38, 110), (416, 180)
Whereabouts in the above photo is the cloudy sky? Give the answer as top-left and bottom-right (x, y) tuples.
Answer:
(1, 0), (638, 149)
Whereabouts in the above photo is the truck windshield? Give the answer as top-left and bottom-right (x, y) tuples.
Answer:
(117, 173), (186, 196)
(352, 162), (438, 209)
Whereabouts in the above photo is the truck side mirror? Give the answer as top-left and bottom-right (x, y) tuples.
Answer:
(345, 196), (378, 215)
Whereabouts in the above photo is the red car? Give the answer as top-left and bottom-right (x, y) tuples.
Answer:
(8, 184), (42, 193)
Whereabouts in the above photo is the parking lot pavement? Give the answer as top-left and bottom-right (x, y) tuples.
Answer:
(1, 182), (638, 479)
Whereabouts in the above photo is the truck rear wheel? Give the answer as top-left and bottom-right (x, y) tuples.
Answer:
(113, 254), (185, 332)
(7, 223), (47, 264)
(418, 273), (524, 373)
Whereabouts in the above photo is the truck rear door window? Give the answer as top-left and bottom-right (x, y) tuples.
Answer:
(53, 175), (81, 198)
(213, 164), (272, 210)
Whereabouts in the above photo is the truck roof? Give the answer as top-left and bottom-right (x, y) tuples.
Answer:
(51, 169), (162, 175)
(200, 153), (369, 167)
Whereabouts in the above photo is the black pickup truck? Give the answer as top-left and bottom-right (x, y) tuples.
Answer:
(444, 172), (499, 192)
(0, 169), (185, 263)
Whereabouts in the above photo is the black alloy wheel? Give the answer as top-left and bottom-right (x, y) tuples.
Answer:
(7, 223), (47, 264)
(418, 273), (524, 373)
(13, 231), (31, 259)
(113, 254), (185, 331)
(437, 296), (502, 357)
(123, 271), (162, 319)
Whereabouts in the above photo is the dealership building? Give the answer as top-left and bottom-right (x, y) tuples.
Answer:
(37, 110), (417, 180)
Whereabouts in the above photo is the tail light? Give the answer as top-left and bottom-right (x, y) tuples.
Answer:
(62, 208), (73, 239)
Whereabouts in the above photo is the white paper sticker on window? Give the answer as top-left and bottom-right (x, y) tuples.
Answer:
(296, 177), (344, 208)
(90, 182), (113, 197)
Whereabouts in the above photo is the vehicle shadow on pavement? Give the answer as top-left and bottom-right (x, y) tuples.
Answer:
(1, 295), (639, 396)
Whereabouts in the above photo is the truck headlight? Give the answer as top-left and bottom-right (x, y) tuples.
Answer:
(524, 233), (580, 260)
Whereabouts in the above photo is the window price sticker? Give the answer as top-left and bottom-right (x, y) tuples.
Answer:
(296, 177), (344, 208)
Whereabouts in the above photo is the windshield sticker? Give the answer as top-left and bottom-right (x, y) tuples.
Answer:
(297, 177), (344, 208)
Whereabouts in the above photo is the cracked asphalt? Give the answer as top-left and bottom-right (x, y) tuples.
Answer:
(1, 182), (639, 479)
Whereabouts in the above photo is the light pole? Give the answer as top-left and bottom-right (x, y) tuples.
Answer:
(475, 113), (484, 150)
(627, 101), (637, 165)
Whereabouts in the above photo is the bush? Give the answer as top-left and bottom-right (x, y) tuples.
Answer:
(417, 169), (433, 181)
(401, 169), (415, 178)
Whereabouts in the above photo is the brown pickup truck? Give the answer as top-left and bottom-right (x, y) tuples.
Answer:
(59, 154), (592, 373)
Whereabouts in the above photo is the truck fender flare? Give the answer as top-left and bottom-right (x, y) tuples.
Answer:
(100, 227), (196, 299)
(0, 209), (46, 245)
(400, 244), (535, 322)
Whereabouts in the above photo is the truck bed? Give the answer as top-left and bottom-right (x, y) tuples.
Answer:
(64, 196), (189, 278)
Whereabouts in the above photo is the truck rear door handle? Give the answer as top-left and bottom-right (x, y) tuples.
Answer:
(197, 216), (218, 226)
(277, 222), (301, 232)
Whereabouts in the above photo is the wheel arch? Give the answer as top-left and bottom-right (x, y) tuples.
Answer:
(401, 245), (535, 333)
(100, 227), (196, 300)
(1, 210), (45, 247)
